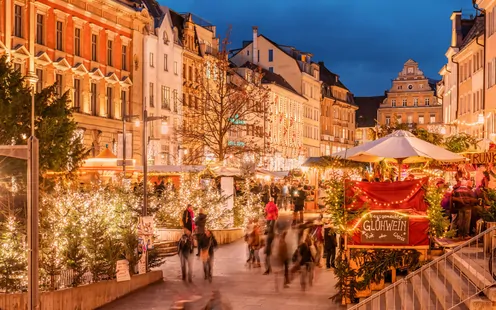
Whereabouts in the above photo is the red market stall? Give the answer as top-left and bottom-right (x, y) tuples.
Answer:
(347, 177), (430, 249)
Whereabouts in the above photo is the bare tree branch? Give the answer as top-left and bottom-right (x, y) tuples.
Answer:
(178, 29), (271, 165)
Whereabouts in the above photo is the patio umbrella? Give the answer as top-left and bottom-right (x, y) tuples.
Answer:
(331, 130), (466, 179)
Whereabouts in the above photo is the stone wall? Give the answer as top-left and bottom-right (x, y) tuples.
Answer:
(156, 228), (244, 245)
(0, 270), (163, 310)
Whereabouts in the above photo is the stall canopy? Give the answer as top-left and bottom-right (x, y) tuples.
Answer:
(331, 130), (466, 164)
(255, 169), (288, 179)
(136, 165), (205, 173)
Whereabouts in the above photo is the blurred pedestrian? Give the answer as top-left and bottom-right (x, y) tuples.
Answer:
(199, 229), (218, 283)
(177, 231), (194, 282)
(195, 208), (207, 256)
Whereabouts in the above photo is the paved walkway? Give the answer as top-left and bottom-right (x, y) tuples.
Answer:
(100, 236), (342, 309)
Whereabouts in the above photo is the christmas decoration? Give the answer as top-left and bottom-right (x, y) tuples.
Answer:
(0, 216), (27, 292)
(233, 178), (263, 228)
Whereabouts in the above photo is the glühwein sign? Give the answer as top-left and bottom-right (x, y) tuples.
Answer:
(360, 212), (409, 245)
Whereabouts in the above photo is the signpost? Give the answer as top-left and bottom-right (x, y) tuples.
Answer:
(116, 260), (131, 282)
(360, 212), (409, 245)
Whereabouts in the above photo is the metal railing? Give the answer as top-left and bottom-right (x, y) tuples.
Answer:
(349, 226), (496, 310)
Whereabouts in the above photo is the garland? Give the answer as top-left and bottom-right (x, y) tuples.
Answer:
(424, 183), (452, 239)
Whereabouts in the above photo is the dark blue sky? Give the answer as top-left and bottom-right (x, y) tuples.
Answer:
(160, 0), (474, 96)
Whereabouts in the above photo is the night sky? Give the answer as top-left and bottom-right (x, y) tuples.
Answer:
(160, 0), (475, 96)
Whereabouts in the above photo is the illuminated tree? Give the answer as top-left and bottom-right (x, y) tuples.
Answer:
(0, 216), (27, 292)
(233, 178), (263, 227)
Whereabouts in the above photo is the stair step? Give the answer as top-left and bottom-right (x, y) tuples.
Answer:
(424, 266), (450, 309)
(449, 253), (492, 289)
(398, 281), (415, 310)
(410, 274), (436, 310)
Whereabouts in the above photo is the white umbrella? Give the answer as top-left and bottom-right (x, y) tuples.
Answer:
(331, 130), (466, 164)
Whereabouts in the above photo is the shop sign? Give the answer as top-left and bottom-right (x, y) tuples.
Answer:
(360, 212), (409, 244)
(464, 152), (496, 164)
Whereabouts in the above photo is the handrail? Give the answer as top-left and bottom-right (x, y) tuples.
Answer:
(348, 226), (496, 310)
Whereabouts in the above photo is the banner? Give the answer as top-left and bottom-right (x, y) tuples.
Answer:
(348, 178), (429, 247)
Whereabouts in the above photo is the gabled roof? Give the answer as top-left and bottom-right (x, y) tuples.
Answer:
(89, 67), (105, 80)
(240, 61), (305, 99)
(105, 72), (120, 84)
(231, 34), (302, 73)
(318, 61), (349, 91)
(354, 96), (385, 128)
(459, 15), (485, 51)
(169, 9), (184, 43)
(35, 51), (52, 65)
(72, 63), (88, 75)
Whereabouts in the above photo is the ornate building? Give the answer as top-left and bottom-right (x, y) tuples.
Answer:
(318, 62), (357, 155)
(0, 0), (151, 162)
(230, 26), (321, 160)
(169, 10), (219, 164)
(142, 5), (183, 165)
(378, 60), (442, 132)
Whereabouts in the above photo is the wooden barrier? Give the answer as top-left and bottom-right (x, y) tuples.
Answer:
(156, 228), (244, 245)
(0, 270), (163, 310)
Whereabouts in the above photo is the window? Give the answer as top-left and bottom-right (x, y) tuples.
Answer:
(174, 61), (178, 75)
(391, 99), (396, 107)
(418, 115), (424, 124)
(425, 98), (430, 106)
(55, 74), (63, 97)
(397, 115), (402, 124)
(121, 90), (127, 118)
(407, 67), (413, 74)
(149, 83), (154, 107)
(173, 89), (178, 112)
(122, 45), (127, 70)
(36, 14), (44, 44)
(35, 69), (43, 92)
(73, 79), (81, 109)
(408, 84), (413, 90)
(150, 53), (154, 67)
(74, 28), (81, 56)
(397, 85), (402, 90)
(13, 63), (21, 72)
(161, 86), (170, 110)
(91, 34), (98, 61)
(14, 5), (22, 38)
(90, 83), (97, 115)
(268, 67), (274, 73)
(407, 115), (413, 124)
(106, 87), (113, 117)
(402, 99), (407, 107)
(56, 21), (63, 51)
(385, 116), (390, 125)
(430, 114), (436, 123)
(107, 40), (113, 66)
(164, 54), (168, 71)
(413, 98), (418, 106)
(268, 49), (273, 62)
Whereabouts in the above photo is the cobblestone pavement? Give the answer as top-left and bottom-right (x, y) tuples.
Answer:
(101, 217), (341, 310)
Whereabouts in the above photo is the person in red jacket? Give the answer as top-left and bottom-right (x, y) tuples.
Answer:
(265, 197), (278, 234)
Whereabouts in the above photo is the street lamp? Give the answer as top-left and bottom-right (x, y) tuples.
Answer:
(122, 114), (140, 175)
(142, 109), (168, 217)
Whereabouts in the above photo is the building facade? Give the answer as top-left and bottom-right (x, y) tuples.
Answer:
(378, 59), (443, 131)
(0, 0), (150, 162)
(319, 62), (357, 155)
(169, 11), (219, 164)
(438, 12), (484, 137)
(142, 5), (183, 165)
(230, 26), (321, 160)
(475, 0), (496, 141)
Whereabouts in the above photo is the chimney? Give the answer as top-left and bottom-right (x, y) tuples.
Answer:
(252, 26), (258, 64)
(450, 11), (462, 47)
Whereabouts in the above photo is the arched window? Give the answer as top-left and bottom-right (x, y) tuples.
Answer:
(163, 31), (169, 44)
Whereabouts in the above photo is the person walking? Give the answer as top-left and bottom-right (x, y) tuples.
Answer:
(293, 184), (306, 225)
(264, 229), (275, 275)
(195, 208), (207, 257)
(177, 231), (194, 282)
(324, 221), (337, 269)
(182, 204), (195, 234)
(270, 182), (280, 206)
(277, 231), (290, 288)
(280, 182), (289, 211)
(199, 229), (218, 283)
(265, 197), (278, 235)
